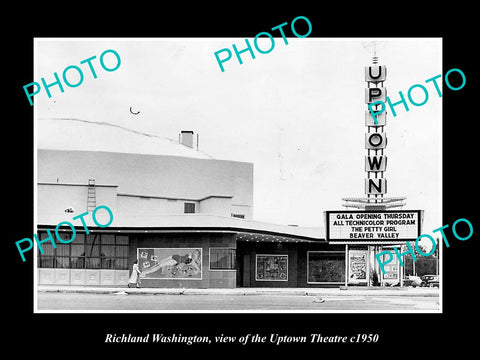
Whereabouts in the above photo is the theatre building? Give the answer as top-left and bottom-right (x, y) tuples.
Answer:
(37, 57), (425, 289)
(37, 119), (353, 289)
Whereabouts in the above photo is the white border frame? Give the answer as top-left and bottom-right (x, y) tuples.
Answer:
(255, 254), (288, 282)
(208, 247), (237, 272)
(306, 250), (346, 285)
(136, 247), (203, 280)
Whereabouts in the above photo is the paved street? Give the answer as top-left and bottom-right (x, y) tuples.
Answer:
(37, 292), (439, 311)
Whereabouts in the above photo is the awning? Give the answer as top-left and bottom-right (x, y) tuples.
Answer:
(39, 214), (326, 243)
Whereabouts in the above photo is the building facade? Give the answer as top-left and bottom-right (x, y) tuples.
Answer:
(36, 119), (422, 289)
(37, 120), (342, 288)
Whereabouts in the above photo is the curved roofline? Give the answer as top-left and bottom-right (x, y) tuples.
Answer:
(37, 117), (214, 159)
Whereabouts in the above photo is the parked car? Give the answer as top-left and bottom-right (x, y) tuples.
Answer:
(421, 275), (439, 287)
(403, 275), (422, 287)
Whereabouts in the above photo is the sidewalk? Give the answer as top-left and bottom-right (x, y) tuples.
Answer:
(37, 285), (440, 297)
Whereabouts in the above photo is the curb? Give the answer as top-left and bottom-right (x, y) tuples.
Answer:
(37, 286), (440, 297)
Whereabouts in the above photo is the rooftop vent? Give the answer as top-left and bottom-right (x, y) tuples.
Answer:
(179, 130), (199, 150)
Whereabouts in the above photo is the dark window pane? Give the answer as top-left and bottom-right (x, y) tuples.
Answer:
(115, 258), (128, 270)
(210, 248), (236, 270)
(86, 234), (100, 244)
(55, 257), (70, 268)
(184, 202), (195, 213)
(56, 243), (70, 257)
(71, 244), (85, 257)
(115, 246), (128, 257)
(39, 256), (55, 268)
(38, 245), (55, 256)
(86, 258), (101, 269)
(71, 257), (85, 269)
(102, 245), (115, 258)
(55, 230), (73, 244)
(116, 235), (128, 245)
(101, 234), (115, 244)
(75, 233), (85, 244)
(85, 244), (100, 257)
(101, 258), (115, 269)
(37, 232), (55, 256)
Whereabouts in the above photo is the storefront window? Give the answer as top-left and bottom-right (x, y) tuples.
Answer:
(307, 251), (345, 284)
(255, 254), (288, 281)
(210, 248), (236, 270)
(37, 231), (129, 270)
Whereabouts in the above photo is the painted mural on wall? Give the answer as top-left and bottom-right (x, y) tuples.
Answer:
(137, 248), (202, 280)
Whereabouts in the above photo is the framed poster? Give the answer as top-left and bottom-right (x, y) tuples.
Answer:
(348, 250), (368, 284)
(137, 248), (202, 280)
(255, 254), (288, 281)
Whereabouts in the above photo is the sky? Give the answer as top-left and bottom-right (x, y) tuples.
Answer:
(34, 37), (442, 233)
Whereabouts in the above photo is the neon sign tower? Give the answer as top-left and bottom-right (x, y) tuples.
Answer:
(343, 45), (406, 210)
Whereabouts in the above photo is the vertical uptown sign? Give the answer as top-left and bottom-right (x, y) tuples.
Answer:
(342, 54), (404, 211)
(365, 63), (387, 198)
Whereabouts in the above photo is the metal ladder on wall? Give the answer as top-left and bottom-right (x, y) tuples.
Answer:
(87, 178), (96, 212)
